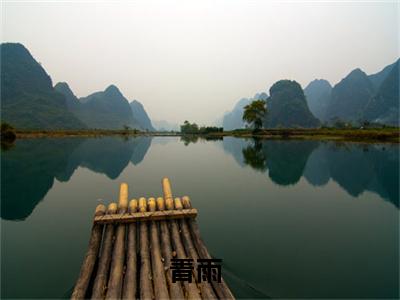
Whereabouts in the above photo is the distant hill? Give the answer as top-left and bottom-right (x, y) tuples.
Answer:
(265, 80), (320, 128)
(254, 92), (269, 102)
(55, 82), (143, 130)
(304, 79), (332, 121)
(304, 59), (399, 126)
(54, 82), (80, 110)
(1, 43), (86, 129)
(4, 43), (398, 130)
(79, 85), (140, 129)
(222, 92), (269, 130)
(213, 115), (224, 127)
(130, 100), (155, 131)
(363, 60), (399, 125)
(2, 43), (155, 130)
(222, 98), (250, 130)
(368, 60), (398, 90)
(325, 69), (375, 122)
(152, 120), (180, 131)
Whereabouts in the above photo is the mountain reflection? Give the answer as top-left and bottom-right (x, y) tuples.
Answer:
(236, 138), (318, 185)
(1, 137), (152, 220)
(304, 142), (399, 206)
(2, 136), (398, 221)
(223, 137), (399, 207)
(262, 140), (318, 185)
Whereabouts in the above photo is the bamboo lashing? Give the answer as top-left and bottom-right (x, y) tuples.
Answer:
(94, 208), (198, 224)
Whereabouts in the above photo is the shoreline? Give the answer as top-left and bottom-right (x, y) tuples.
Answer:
(13, 128), (400, 143)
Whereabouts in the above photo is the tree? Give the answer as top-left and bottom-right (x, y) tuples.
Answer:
(242, 100), (267, 130)
(180, 121), (199, 134)
(1, 122), (16, 149)
(330, 117), (346, 129)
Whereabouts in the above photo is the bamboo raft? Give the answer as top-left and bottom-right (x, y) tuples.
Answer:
(71, 178), (235, 299)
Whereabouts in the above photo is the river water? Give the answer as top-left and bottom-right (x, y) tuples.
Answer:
(1, 136), (398, 298)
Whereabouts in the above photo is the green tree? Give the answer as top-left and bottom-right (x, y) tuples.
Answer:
(180, 121), (199, 134)
(330, 117), (346, 129)
(1, 122), (16, 150)
(242, 100), (267, 130)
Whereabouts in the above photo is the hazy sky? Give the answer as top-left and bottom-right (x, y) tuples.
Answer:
(1, 0), (399, 124)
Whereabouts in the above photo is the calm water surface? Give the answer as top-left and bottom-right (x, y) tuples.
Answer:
(1, 136), (398, 299)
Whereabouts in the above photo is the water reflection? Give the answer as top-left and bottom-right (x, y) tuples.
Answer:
(234, 138), (319, 185)
(0, 137), (152, 220)
(242, 139), (267, 172)
(1, 136), (398, 299)
(305, 142), (399, 206)
(2, 136), (398, 221)
(180, 135), (199, 146)
(262, 140), (318, 185)
(223, 137), (399, 207)
(180, 135), (223, 146)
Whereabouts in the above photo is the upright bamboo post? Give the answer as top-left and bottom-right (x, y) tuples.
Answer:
(175, 197), (217, 299)
(157, 197), (185, 299)
(182, 196), (235, 300)
(148, 197), (170, 299)
(106, 183), (129, 299)
(122, 199), (139, 299)
(162, 178), (201, 299)
(139, 197), (154, 300)
(91, 203), (118, 299)
(71, 204), (106, 300)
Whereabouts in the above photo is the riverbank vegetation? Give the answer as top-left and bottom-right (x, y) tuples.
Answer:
(2, 117), (398, 143)
(230, 127), (400, 143)
(12, 127), (398, 143)
(180, 120), (223, 134)
(1, 122), (17, 150)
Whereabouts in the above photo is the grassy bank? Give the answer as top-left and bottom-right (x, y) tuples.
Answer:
(14, 127), (400, 143)
(229, 128), (400, 143)
(16, 129), (178, 138)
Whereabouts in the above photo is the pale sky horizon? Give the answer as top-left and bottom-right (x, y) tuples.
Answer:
(1, 0), (399, 125)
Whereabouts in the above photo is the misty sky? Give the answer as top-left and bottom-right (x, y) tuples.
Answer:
(1, 0), (398, 124)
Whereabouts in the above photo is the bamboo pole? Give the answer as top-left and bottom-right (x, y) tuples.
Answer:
(71, 204), (106, 300)
(94, 209), (198, 224)
(182, 196), (235, 300)
(157, 197), (185, 299)
(148, 197), (170, 299)
(91, 203), (118, 299)
(106, 183), (129, 299)
(122, 199), (138, 299)
(162, 178), (201, 299)
(175, 198), (217, 299)
(162, 177), (173, 203)
(139, 197), (154, 300)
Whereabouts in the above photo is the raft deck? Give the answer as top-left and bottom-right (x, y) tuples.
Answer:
(71, 178), (235, 299)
